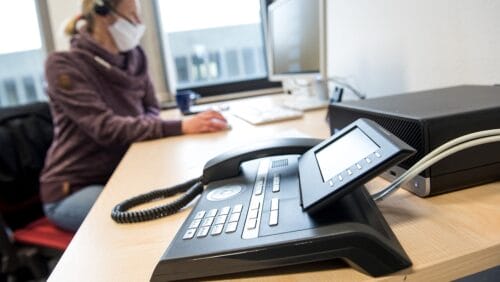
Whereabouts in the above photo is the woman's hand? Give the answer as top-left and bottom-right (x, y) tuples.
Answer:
(181, 110), (229, 134)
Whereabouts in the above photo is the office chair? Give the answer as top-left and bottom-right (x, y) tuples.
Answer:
(0, 102), (73, 280)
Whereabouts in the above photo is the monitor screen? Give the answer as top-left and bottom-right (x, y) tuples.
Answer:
(315, 128), (380, 182)
(267, 0), (323, 78)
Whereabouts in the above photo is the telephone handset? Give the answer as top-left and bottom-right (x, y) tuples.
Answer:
(203, 138), (321, 183)
(111, 138), (321, 223)
(111, 118), (415, 223)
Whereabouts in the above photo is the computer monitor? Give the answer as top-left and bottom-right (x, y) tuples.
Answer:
(266, 0), (329, 108)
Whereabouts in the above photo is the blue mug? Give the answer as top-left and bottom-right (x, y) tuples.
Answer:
(175, 90), (200, 115)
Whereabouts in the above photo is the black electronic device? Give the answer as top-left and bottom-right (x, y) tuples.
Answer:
(328, 85), (500, 197)
(93, 0), (111, 16)
(149, 118), (415, 281)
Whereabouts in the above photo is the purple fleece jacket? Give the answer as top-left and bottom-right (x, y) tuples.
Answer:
(40, 32), (182, 203)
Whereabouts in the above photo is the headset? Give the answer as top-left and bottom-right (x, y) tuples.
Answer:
(94, 0), (112, 16)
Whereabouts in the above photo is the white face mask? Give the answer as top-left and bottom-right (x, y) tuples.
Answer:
(108, 17), (146, 52)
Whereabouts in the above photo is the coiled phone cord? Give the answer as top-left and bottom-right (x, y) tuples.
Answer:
(111, 176), (203, 223)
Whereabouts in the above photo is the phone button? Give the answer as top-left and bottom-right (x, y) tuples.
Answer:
(220, 206), (230, 215)
(365, 157), (372, 164)
(214, 215), (227, 225)
(194, 211), (205, 220)
(246, 218), (257, 229)
(233, 204), (243, 213)
(271, 198), (279, 211)
(207, 209), (218, 217)
(201, 217), (214, 227)
(183, 228), (196, 240)
(206, 185), (242, 201)
(225, 222), (238, 233)
(356, 163), (362, 170)
(269, 210), (278, 226)
(228, 213), (240, 223)
(347, 169), (353, 176)
(254, 179), (264, 195)
(272, 174), (280, 192)
(197, 226), (210, 238)
(250, 201), (260, 210)
(248, 209), (258, 219)
(211, 224), (224, 235)
(189, 219), (201, 229)
(375, 152), (381, 158)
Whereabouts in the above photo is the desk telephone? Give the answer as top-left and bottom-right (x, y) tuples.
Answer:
(111, 119), (416, 281)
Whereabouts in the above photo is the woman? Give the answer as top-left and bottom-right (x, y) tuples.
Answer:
(40, 0), (228, 232)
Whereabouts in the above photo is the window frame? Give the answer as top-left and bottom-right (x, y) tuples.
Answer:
(151, 0), (281, 101)
(36, 0), (55, 55)
(0, 0), (53, 107)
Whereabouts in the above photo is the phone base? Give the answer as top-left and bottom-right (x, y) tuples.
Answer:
(151, 156), (411, 281)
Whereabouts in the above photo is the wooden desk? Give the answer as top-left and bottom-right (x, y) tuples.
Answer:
(49, 96), (500, 281)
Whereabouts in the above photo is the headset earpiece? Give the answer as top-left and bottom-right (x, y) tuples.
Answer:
(94, 0), (111, 16)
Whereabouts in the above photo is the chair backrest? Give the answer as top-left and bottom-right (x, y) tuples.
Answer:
(0, 102), (53, 229)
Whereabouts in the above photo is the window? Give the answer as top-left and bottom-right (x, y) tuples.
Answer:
(0, 0), (47, 107)
(155, 0), (279, 97)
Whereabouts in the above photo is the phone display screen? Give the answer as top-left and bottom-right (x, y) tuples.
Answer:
(315, 128), (379, 182)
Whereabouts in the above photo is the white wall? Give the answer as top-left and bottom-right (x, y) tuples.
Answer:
(47, 0), (79, 51)
(327, 0), (500, 98)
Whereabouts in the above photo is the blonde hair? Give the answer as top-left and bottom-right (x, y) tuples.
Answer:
(64, 0), (121, 36)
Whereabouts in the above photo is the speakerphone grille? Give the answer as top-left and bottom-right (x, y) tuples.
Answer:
(271, 159), (288, 169)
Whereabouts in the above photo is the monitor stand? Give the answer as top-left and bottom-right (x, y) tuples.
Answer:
(282, 79), (330, 111)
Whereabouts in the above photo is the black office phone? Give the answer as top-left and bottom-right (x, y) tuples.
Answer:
(139, 118), (416, 281)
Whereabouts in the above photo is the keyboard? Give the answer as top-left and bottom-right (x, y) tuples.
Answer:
(231, 105), (303, 125)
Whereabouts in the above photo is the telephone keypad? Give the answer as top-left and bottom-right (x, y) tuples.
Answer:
(183, 204), (244, 240)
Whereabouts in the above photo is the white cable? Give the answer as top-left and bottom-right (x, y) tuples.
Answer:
(373, 132), (500, 201)
(286, 76), (366, 100)
(327, 76), (366, 99)
(373, 129), (500, 200)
